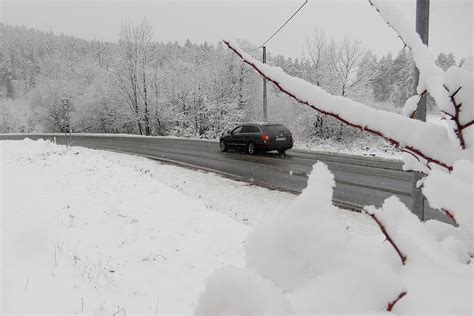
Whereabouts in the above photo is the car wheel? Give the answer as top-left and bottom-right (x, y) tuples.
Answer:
(278, 149), (286, 155)
(220, 140), (227, 152)
(247, 142), (256, 155)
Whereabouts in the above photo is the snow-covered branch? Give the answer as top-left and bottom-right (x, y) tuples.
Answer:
(368, 0), (473, 150)
(423, 160), (473, 232)
(224, 40), (469, 173)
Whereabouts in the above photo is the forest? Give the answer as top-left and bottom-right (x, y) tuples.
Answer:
(0, 22), (462, 150)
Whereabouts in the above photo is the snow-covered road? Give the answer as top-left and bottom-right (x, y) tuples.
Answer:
(0, 139), (377, 314)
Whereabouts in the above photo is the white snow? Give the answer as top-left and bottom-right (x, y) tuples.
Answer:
(294, 138), (402, 159)
(198, 161), (473, 315)
(1, 139), (249, 314)
(1, 139), (378, 314)
(402, 95), (420, 117)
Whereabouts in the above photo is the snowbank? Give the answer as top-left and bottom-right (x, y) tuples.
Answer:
(2, 139), (252, 314)
(197, 162), (473, 314)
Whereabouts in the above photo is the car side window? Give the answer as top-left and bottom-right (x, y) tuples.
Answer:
(232, 126), (243, 134)
(240, 126), (250, 133)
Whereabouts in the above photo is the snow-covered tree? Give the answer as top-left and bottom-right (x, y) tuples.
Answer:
(328, 38), (365, 97)
(389, 49), (416, 107)
(435, 52), (456, 71)
(114, 19), (153, 135)
(303, 28), (330, 88)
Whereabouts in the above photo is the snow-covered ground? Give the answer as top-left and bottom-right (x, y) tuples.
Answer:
(1, 139), (378, 314)
(293, 138), (402, 159)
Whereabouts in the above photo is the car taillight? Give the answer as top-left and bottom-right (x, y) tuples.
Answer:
(261, 134), (270, 142)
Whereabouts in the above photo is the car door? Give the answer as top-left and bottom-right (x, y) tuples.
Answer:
(228, 126), (243, 146)
(239, 125), (251, 146)
(247, 126), (261, 144)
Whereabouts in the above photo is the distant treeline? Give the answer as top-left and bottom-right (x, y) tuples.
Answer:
(0, 22), (462, 146)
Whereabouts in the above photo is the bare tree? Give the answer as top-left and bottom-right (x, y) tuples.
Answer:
(115, 19), (153, 135)
(328, 38), (365, 97)
(304, 28), (328, 87)
(304, 29), (331, 135)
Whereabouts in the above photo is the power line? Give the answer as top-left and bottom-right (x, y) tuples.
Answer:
(257, 0), (309, 49)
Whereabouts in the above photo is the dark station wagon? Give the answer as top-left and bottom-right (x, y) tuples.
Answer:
(219, 122), (293, 155)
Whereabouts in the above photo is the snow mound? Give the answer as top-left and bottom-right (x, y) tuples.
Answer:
(198, 161), (473, 314)
(245, 162), (349, 290)
(195, 267), (290, 315)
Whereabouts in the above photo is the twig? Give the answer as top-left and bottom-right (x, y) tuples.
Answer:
(113, 307), (127, 316)
(443, 85), (466, 149)
(94, 286), (102, 296)
(368, 213), (407, 265)
(25, 276), (29, 292)
(387, 291), (407, 311)
(441, 208), (457, 225)
(52, 244), (58, 276)
(368, 1), (407, 48)
(81, 297), (84, 312)
(461, 120), (474, 130)
(154, 296), (159, 315)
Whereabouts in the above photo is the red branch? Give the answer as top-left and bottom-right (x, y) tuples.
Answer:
(368, 213), (407, 265)
(387, 291), (407, 312)
(461, 121), (474, 130)
(223, 41), (453, 173)
(402, 148), (422, 164)
(441, 208), (458, 225)
(368, 1), (407, 49)
(404, 146), (452, 171)
(443, 85), (466, 149)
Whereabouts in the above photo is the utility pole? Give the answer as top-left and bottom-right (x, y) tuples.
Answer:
(62, 98), (70, 147)
(412, 0), (430, 220)
(262, 46), (268, 122)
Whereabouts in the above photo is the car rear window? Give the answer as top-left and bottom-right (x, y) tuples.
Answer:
(262, 125), (289, 133)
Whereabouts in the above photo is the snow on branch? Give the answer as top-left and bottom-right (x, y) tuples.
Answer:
(224, 40), (467, 172)
(368, 0), (473, 150)
(423, 160), (473, 230)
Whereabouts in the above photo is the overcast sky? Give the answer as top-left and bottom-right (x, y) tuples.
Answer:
(1, 0), (472, 60)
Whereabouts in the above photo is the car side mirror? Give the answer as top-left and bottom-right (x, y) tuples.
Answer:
(228, 130), (232, 135)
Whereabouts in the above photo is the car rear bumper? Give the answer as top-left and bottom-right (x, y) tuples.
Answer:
(258, 141), (293, 151)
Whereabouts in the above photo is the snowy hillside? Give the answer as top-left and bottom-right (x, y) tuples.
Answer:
(1, 139), (377, 314)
